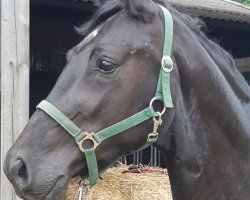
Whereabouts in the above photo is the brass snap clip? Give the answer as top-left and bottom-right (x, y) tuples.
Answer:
(147, 112), (163, 142)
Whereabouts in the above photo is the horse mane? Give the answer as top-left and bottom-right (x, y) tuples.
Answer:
(76, 0), (206, 36)
(75, 0), (123, 35)
(75, 0), (250, 100)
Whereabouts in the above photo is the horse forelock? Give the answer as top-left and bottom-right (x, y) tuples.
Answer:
(75, 0), (162, 37)
(75, 0), (124, 37)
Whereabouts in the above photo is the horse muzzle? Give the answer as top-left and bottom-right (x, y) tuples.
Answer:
(4, 148), (31, 198)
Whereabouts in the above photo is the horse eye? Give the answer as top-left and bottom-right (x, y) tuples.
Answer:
(98, 60), (116, 73)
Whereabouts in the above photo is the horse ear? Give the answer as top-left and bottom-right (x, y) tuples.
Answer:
(126, 0), (157, 23)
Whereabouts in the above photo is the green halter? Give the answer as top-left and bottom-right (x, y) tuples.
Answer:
(37, 5), (173, 188)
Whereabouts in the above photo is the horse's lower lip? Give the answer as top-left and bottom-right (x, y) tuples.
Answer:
(44, 176), (67, 200)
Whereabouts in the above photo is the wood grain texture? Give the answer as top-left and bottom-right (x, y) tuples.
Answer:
(0, 0), (29, 199)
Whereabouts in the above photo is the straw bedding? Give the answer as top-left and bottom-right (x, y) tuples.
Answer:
(66, 165), (172, 200)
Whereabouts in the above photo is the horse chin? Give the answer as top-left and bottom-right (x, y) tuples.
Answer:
(44, 176), (69, 200)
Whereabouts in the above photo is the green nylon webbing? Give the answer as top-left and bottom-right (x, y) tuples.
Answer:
(37, 101), (99, 186)
(36, 101), (86, 142)
(36, 101), (157, 186)
(94, 107), (155, 143)
(155, 5), (174, 108)
(84, 149), (99, 186)
(138, 136), (158, 151)
(156, 71), (173, 107)
(160, 5), (173, 56)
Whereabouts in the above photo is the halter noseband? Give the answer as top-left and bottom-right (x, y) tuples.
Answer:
(37, 5), (173, 188)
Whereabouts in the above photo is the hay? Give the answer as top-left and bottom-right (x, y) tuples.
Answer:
(66, 165), (172, 200)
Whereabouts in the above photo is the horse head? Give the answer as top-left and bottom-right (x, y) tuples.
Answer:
(4, 0), (250, 199)
(4, 0), (176, 199)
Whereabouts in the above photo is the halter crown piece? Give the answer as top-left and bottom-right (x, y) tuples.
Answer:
(37, 5), (173, 188)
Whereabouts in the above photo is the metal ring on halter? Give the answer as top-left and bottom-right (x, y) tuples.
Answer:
(149, 97), (166, 116)
(76, 132), (99, 153)
(161, 55), (173, 73)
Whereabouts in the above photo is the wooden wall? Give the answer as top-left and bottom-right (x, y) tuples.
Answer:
(0, 0), (29, 199)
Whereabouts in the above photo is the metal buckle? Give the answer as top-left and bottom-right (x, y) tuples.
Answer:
(149, 97), (166, 116)
(76, 132), (99, 153)
(161, 55), (173, 73)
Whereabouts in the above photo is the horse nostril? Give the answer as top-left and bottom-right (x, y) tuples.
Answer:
(4, 153), (30, 197)
(18, 163), (28, 179)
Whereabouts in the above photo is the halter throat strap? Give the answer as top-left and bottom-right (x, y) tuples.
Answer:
(36, 5), (173, 188)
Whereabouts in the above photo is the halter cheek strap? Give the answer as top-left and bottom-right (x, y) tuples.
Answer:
(36, 5), (173, 188)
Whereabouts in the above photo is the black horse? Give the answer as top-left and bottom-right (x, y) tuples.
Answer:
(4, 0), (250, 199)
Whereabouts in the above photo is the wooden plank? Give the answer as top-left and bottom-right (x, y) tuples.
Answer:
(235, 57), (250, 73)
(0, 0), (30, 200)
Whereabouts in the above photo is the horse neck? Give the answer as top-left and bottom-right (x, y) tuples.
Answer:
(159, 20), (250, 200)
